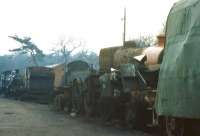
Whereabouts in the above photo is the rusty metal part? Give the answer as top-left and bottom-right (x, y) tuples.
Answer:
(165, 117), (185, 136)
(99, 44), (145, 72)
(99, 46), (120, 73)
(144, 90), (156, 107)
(113, 47), (144, 68)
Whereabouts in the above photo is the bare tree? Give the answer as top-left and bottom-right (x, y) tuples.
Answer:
(75, 48), (89, 60)
(134, 35), (155, 47)
(73, 49), (99, 70)
(53, 37), (83, 63)
(9, 35), (45, 66)
(52, 37), (83, 83)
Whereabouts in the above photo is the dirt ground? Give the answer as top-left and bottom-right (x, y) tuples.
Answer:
(0, 98), (153, 136)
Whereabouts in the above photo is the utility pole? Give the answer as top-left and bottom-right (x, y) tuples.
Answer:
(63, 45), (67, 85)
(123, 7), (126, 47)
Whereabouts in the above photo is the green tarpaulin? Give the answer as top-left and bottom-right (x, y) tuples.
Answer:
(156, 0), (200, 119)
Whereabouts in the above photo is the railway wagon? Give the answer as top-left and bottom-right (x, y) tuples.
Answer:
(156, 0), (200, 135)
(21, 66), (54, 103)
(0, 67), (54, 104)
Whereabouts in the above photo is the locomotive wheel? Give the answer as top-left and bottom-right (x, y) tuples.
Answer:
(83, 91), (93, 117)
(125, 104), (146, 129)
(99, 97), (112, 123)
(165, 117), (185, 136)
(9, 87), (15, 97)
(164, 118), (200, 136)
(54, 95), (61, 111)
(125, 107), (136, 129)
(125, 94), (147, 130)
(72, 79), (84, 114)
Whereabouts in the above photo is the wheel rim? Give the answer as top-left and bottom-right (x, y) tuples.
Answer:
(125, 108), (136, 128)
(72, 80), (81, 113)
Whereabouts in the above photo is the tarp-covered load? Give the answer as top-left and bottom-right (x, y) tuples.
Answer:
(156, 0), (200, 118)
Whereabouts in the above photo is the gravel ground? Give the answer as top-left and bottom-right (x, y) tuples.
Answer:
(0, 98), (154, 136)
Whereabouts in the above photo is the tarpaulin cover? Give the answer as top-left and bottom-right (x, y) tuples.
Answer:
(156, 0), (200, 118)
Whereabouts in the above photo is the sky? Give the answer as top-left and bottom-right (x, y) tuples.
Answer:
(0, 0), (178, 55)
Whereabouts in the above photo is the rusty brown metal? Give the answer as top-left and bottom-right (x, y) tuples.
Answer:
(99, 46), (120, 73)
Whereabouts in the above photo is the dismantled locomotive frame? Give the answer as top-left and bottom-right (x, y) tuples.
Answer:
(52, 36), (164, 129)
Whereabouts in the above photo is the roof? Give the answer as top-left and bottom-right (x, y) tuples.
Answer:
(46, 63), (64, 68)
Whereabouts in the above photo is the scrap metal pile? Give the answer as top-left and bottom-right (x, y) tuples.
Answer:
(51, 35), (164, 130)
(0, 35), (164, 131)
(2, 1), (200, 135)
